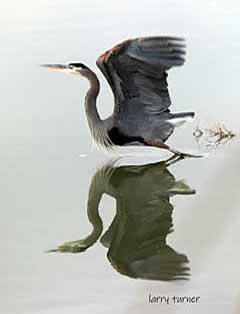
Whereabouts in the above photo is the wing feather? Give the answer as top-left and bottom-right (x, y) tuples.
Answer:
(96, 36), (186, 116)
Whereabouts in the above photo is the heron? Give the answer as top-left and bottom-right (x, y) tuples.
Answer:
(49, 157), (194, 280)
(42, 36), (198, 157)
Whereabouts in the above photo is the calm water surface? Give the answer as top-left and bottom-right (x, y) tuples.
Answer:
(1, 1), (240, 313)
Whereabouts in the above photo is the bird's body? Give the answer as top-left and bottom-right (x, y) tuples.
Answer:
(96, 37), (194, 149)
(51, 158), (194, 280)
(42, 36), (197, 157)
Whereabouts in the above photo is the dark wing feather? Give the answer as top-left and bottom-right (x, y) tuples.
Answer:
(96, 36), (186, 115)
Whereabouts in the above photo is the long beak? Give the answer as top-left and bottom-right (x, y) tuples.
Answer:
(41, 64), (70, 72)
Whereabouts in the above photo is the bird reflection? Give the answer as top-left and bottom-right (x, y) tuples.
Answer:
(50, 157), (196, 281)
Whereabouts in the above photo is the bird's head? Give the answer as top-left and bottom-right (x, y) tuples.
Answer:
(41, 62), (91, 77)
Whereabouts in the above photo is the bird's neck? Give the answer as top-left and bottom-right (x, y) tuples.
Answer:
(84, 70), (112, 149)
(69, 173), (104, 250)
(84, 70), (101, 123)
(80, 182), (104, 249)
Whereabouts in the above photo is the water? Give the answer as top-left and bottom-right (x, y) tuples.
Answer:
(1, 1), (240, 313)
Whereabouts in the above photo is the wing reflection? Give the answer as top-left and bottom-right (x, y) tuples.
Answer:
(50, 157), (196, 281)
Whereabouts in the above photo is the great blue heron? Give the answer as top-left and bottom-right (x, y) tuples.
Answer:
(49, 157), (195, 280)
(42, 36), (197, 157)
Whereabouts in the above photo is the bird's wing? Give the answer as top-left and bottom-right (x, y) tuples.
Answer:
(96, 36), (186, 115)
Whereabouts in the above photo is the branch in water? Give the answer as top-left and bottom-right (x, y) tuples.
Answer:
(193, 122), (237, 148)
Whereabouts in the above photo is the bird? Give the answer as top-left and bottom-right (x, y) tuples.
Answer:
(42, 36), (198, 157)
(49, 157), (195, 280)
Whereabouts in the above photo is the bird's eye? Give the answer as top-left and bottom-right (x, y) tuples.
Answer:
(69, 64), (74, 69)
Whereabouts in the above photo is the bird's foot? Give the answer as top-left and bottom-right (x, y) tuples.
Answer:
(144, 139), (202, 159)
(179, 152), (202, 159)
(169, 148), (202, 159)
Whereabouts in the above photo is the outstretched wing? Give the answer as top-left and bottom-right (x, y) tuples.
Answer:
(96, 36), (186, 115)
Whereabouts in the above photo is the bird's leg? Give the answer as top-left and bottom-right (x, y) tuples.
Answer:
(144, 139), (202, 159)
(164, 154), (182, 166)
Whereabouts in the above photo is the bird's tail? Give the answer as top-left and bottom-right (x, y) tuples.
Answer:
(167, 112), (195, 127)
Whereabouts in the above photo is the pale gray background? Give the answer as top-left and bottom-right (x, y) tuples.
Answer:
(1, 1), (240, 313)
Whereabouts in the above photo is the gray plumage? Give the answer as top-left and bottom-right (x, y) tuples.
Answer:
(42, 36), (196, 156)
(96, 36), (194, 149)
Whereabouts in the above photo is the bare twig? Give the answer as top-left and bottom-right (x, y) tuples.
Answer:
(193, 123), (236, 148)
